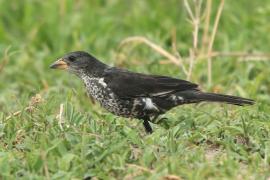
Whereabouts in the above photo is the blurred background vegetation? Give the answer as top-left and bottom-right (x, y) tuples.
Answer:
(0, 0), (270, 179)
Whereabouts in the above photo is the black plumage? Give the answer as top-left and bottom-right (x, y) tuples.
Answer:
(50, 51), (254, 133)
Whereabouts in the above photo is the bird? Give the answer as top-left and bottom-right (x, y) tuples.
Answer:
(50, 51), (254, 133)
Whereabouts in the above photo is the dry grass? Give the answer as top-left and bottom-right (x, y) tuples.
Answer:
(5, 94), (44, 120)
(119, 36), (188, 75)
(56, 103), (65, 131)
(117, 0), (270, 85)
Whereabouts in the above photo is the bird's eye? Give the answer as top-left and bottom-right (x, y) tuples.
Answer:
(69, 56), (76, 62)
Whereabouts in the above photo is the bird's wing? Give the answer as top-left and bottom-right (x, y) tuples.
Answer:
(103, 68), (199, 98)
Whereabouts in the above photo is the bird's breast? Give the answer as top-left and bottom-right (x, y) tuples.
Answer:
(81, 75), (133, 117)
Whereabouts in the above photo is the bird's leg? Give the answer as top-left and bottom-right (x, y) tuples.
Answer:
(142, 117), (153, 134)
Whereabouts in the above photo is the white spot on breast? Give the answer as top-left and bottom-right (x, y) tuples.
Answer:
(98, 78), (107, 88)
(109, 92), (114, 97)
(142, 98), (159, 111)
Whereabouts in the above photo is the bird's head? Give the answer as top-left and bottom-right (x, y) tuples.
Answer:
(50, 51), (107, 76)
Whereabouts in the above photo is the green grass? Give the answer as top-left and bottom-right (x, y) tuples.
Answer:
(0, 0), (270, 179)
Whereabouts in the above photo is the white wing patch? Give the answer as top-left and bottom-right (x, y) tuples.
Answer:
(171, 95), (184, 101)
(98, 78), (107, 88)
(177, 96), (184, 100)
(142, 98), (159, 111)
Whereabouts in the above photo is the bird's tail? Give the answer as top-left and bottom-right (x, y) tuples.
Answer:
(174, 90), (255, 106)
(193, 92), (255, 106)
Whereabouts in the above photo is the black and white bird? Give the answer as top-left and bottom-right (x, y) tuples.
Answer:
(50, 51), (254, 133)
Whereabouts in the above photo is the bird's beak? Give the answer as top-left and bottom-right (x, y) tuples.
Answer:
(50, 59), (68, 70)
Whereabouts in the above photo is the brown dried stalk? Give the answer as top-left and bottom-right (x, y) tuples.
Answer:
(119, 36), (188, 75)
(56, 103), (65, 131)
(207, 51), (270, 60)
(201, 0), (212, 54)
(207, 0), (225, 86)
(171, 28), (184, 64)
(160, 51), (270, 64)
(184, 0), (202, 80)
